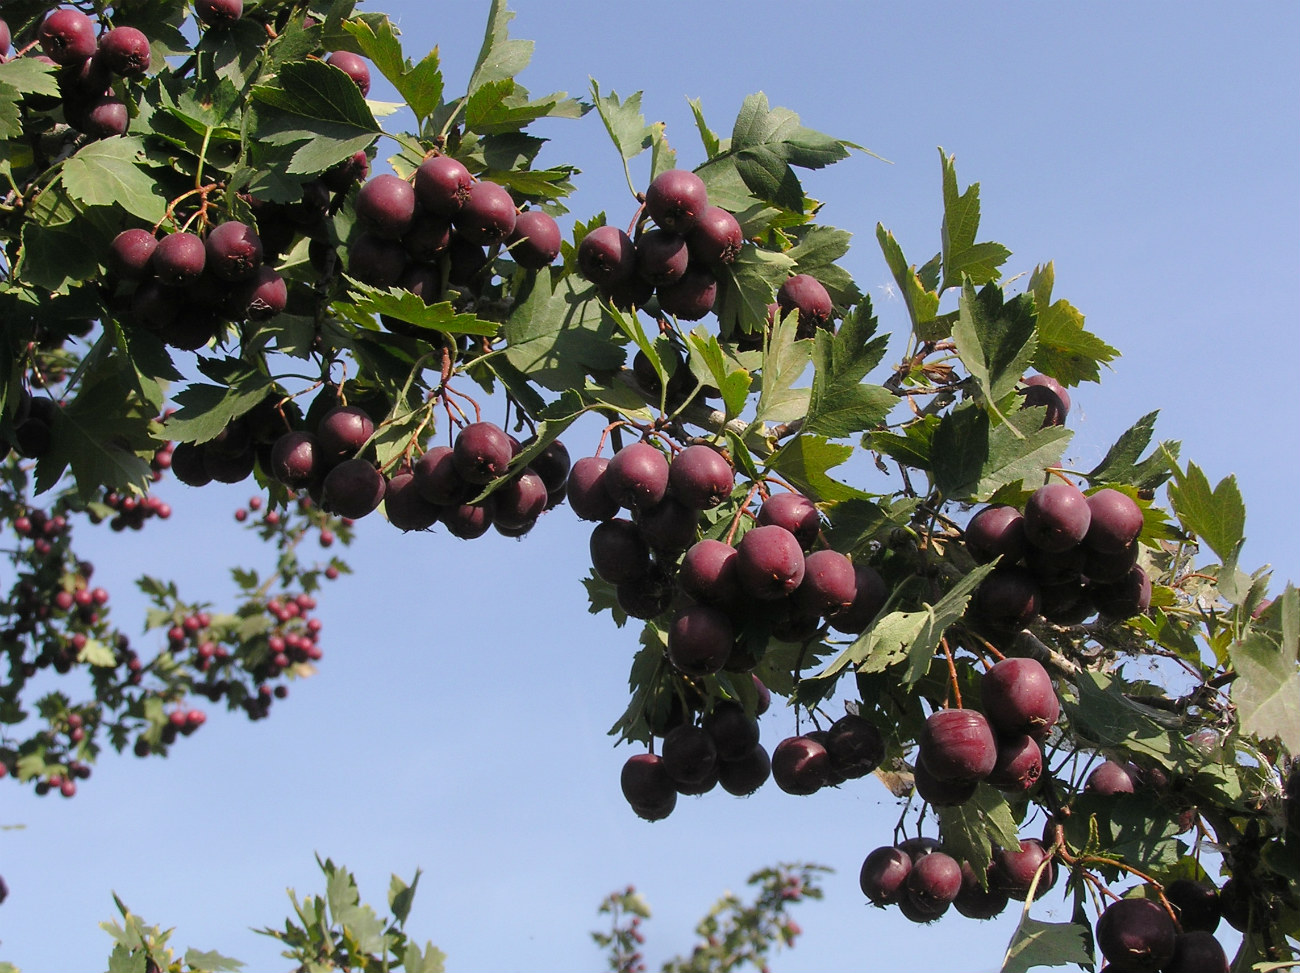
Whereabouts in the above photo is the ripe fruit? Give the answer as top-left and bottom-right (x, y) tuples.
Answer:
(1020, 374), (1070, 426)
(238, 267), (288, 320)
(667, 444), (734, 509)
(794, 549), (857, 618)
(97, 26), (152, 77)
(1096, 897), (1178, 973)
(666, 605), (733, 676)
(1164, 879), (1221, 934)
(980, 657), (1059, 739)
(414, 155), (473, 215)
(317, 405), (375, 460)
(860, 846), (912, 906)
(912, 757), (978, 807)
(603, 442), (669, 510)
(829, 564), (888, 635)
(717, 743), (770, 796)
(678, 539), (741, 608)
(634, 229), (689, 286)
(195, 0), (244, 26)
(326, 51), (371, 96)
(205, 221), (263, 281)
(954, 861), (1009, 920)
(589, 518), (650, 584)
(566, 456), (619, 521)
(1092, 565), (1152, 619)
(452, 421), (513, 484)
(321, 459), (386, 518)
(1086, 759), (1137, 796)
(635, 497), (698, 551)
(620, 753), (676, 821)
(383, 472), (440, 531)
(645, 169), (709, 233)
(454, 180), (517, 245)
(735, 524), (805, 600)
(918, 709), (997, 782)
(776, 274), (834, 338)
(578, 225), (636, 286)
(904, 851), (963, 921)
(661, 724), (719, 787)
(356, 174), (417, 239)
(1163, 931), (1228, 973)
(655, 266), (717, 321)
(687, 206), (743, 265)
(986, 734), (1042, 792)
(270, 431), (322, 488)
(771, 735), (830, 795)
(1085, 488), (1144, 553)
(506, 211), (562, 269)
(824, 713), (884, 779)
(492, 470), (547, 531)
(108, 229), (158, 280)
(757, 492), (819, 550)
(990, 839), (1056, 901)
(702, 702), (760, 761)
(152, 232), (207, 286)
(1023, 482), (1092, 553)
(39, 9), (97, 65)
(965, 505), (1028, 565)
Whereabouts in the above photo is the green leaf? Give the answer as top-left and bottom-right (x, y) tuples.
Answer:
(877, 224), (942, 339)
(937, 784), (1021, 880)
(767, 435), (870, 504)
(503, 272), (624, 392)
(953, 281), (1039, 408)
(60, 137), (166, 223)
(77, 639), (117, 667)
(467, 0), (533, 94)
(334, 281), (500, 337)
(1001, 917), (1093, 973)
(752, 310), (811, 424)
(787, 224), (862, 307)
(182, 948), (245, 972)
(252, 58), (381, 172)
(686, 326), (751, 422)
(403, 941), (447, 973)
(688, 97), (720, 158)
(935, 404), (1073, 501)
(1087, 412), (1164, 486)
(1029, 263), (1119, 385)
(343, 16), (444, 122)
(1230, 629), (1300, 754)
(714, 245), (796, 340)
(1063, 670), (1198, 770)
(819, 562), (996, 683)
(33, 366), (155, 500)
(805, 303), (894, 438)
(940, 150), (1011, 290)
(0, 56), (59, 97)
(865, 416), (939, 472)
(1166, 459), (1246, 564)
(165, 366), (273, 445)
(589, 80), (651, 161)
(712, 92), (852, 211)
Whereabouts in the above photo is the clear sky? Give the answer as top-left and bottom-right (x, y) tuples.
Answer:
(2, 3), (1298, 972)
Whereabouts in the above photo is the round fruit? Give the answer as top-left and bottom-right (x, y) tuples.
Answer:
(990, 839), (1056, 901)
(666, 605), (734, 676)
(965, 505), (1028, 564)
(655, 266), (717, 321)
(316, 405), (374, 460)
(566, 456), (619, 521)
(152, 232), (207, 286)
(1164, 879), (1221, 934)
(506, 210), (562, 269)
(1085, 488), (1144, 554)
(757, 492), (820, 549)
(1086, 759), (1137, 796)
(205, 221), (263, 282)
(635, 497), (698, 551)
(777, 274), (834, 338)
(1163, 930), (1228, 973)
(981, 657), (1059, 740)
(905, 851), (963, 917)
(454, 180), (516, 245)
(326, 51), (371, 95)
(270, 431), (322, 488)
(678, 539), (741, 608)
(860, 846), (911, 906)
(97, 26), (152, 77)
(794, 549), (857, 618)
(825, 713), (884, 779)
(108, 229), (158, 280)
(356, 174), (417, 239)
(661, 724), (719, 787)
(634, 228), (689, 286)
(645, 169), (709, 233)
(1023, 482), (1092, 553)
(589, 518), (650, 585)
(578, 225), (636, 286)
(954, 861), (1009, 920)
(717, 744), (770, 796)
(39, 9), (97, 65)
(383, 472), (440, 531)
(735, 525), (805, 601)
(414, 155), (473, 215)
(603, 441), (669, 510)
(687, 206), (743, 265)
(918, 709), (997, 782)
(1020, 374), (1071, 426)
(452, 421), (513, 484)
(986, 734), (1042, 792)
(829, 564), (888, 635)
(702, 702), (760, 761)
(1092, 565), (1152, 619)
(1096, 897), (1178, 973)
(620, 753), (676, 821)
(771, 735), (830, 795)
(668, 444), (734, 509)
(321, 458), (386, 519)
(195, 0), (244, 26)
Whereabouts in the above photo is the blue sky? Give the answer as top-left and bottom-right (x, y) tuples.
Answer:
(2, 3), (1298, 972)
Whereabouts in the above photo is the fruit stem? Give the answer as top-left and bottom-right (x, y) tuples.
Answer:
(939, 637), (962, 709)
(724, 481), (765, 547)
